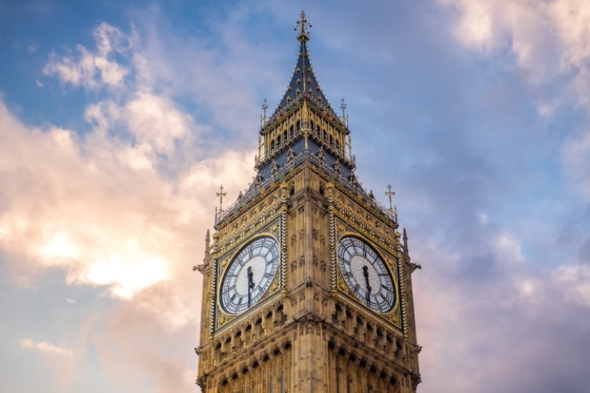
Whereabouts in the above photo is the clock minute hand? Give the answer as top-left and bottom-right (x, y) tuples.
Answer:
(247, 267), (254, 308)
(363, 265), (372, 305)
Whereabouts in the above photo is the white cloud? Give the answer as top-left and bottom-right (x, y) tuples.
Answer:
(85, 92), (195, 156)
(441, 0), (590, 91)
(0, 99), (253, 300)
(20, 338), (73, 357)
(43, 23), (132, 90)
(555, 264), (590, 307)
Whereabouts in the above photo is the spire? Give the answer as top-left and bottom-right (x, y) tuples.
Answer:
(403, 228), (408, 251)
(272, 11), (334, 117)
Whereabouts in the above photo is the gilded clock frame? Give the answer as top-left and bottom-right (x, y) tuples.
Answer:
(213, 217), (284, 331)
(334, 224), (403, 329)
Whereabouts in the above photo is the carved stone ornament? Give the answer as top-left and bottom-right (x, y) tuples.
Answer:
(317, 146), (325, 166)
(271, 160), (279, 177)
(333, 159), (341, 176)
(287, 147), (296, 165)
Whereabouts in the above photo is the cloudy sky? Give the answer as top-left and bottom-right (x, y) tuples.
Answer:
(1, 0), (590, 392)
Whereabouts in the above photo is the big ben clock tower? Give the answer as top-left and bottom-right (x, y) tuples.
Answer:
(195, 12), (421, 393)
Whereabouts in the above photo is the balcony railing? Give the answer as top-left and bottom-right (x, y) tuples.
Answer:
(215, 149), (397, 227)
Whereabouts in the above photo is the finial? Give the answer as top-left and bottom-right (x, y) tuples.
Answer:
(204, 229), (211, 259)
(216, 185), (226, 213)
(341, 98), (346, 117)
(403, 228), (408, 251)
(261, 98), (268, 126)
(295, 10), (312, 42)
(385, 184), (395, 213)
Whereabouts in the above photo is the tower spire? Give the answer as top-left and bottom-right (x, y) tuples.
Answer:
(271, 11), (333, 117)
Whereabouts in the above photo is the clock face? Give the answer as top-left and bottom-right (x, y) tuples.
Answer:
(220, 236), (280, 315)
(337, 236), (396, 313)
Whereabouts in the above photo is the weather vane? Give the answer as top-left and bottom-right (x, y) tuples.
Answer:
(295, 10), (312, 41)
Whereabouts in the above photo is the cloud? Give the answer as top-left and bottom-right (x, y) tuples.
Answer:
(43, 23), (132, 90)
(89, 283), (198, 392)
(20, 338), (73, 358)
(0, 96), (252, 301)
(0, 17), (261, 393)
(441, 0), (590, 101)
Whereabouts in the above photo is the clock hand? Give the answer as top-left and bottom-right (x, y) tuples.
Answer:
(363, 265), (372, 305)
(247, 266), (254, 308)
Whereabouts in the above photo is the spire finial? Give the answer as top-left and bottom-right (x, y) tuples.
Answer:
(261, 98), (268, 126)
(216, 185), (226, 213)
(295, 10), (311, 42)
(385, 184), (396, 213)
(341, 98), (349, 127)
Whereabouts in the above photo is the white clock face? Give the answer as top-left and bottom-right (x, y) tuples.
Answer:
(337, 236), (396, 313)
(220, 236), (280, 315)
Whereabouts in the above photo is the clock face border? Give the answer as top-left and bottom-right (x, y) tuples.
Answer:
(218, 234), (280, 315)
(213, 218), (283, 331)
(335, 231), (402, 325)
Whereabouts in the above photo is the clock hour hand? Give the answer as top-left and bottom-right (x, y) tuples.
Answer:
(247, 266), (255, 308)
(363, 265), (372, 305)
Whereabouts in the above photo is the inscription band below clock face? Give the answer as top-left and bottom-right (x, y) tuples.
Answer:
(220, 236), (280, 315)
(337, 236), (396, 313)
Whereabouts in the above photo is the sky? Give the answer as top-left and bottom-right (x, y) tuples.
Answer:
(1, 0), (590, 392)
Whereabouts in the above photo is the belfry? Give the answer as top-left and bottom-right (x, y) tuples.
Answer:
(195, 11), (422, 393)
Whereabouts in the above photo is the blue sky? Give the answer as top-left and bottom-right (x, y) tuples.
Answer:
(1, 0), (590, 392)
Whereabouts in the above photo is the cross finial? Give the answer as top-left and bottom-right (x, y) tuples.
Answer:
(295, 10), (311, 42)
(385, 184), (396, 213)
(216, 185), (227, 213)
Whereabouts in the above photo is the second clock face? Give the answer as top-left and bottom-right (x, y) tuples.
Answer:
(220, 236), (280, 315)
(337, 236), (396, 313)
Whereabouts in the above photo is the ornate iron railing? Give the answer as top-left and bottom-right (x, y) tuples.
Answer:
(215, 149), (396, 226)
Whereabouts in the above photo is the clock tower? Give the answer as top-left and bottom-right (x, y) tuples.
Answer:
(195, 12), (421, 393)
